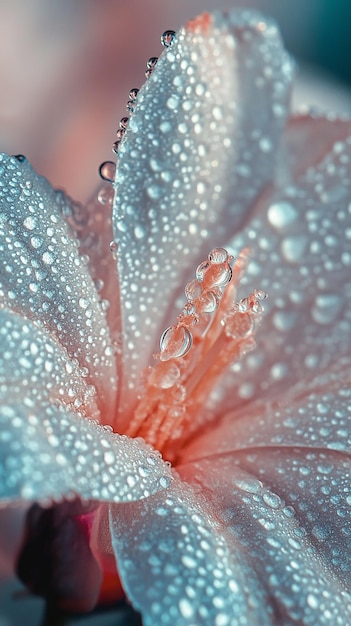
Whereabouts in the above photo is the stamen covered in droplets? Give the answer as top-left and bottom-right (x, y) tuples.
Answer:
(125, 248), (267, 461)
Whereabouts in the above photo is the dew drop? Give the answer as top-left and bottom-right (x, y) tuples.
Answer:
(129, 88), (139, 101)
(134, 224), (146, 240)
(97, 186), (114, 206)
(146, 56), (158, 69)
(99, 161), (116, 183)
(119, 117), (129, 130)
(109, 241), (118, 260)
(268, 202), (297, 229)
(161, 30), (176, 48)
(112, 141), (120, 155)
(197, 290), (218, 313)
(159, 325), (192, 361)
(13, 154), (26, 162)
(185, 279), (203, 301)
(208, 248), (229, 264)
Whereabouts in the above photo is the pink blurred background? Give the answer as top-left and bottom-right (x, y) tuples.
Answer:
(0, 0), (350, 202)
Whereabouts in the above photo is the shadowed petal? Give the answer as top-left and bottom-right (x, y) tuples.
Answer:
(178, 460), (351, 624)
(0, 153), (117, 423)
(112, 9), (293, 422)
(110, 469), (351, 625)
(181, 361), (351, 587)
(0, 309), (171, 505)
(109, 476), (270, 625)
(0, 398), (171, 505)
(182, 356), (351, 459)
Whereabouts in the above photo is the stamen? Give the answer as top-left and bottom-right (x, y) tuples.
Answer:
(124, 248), (267, 461)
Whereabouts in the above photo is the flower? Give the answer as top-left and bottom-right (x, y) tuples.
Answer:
(1, 8), (351, 625)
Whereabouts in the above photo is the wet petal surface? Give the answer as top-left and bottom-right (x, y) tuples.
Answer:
(113, 9), (293, 421)
(178, 457), (351, 624)
(0, 308), (171, 505)
(0, 153), (117, 422)
(109, 475), (268, 626)
(200, 122), (351, 417)
(110, 463), (351, 625)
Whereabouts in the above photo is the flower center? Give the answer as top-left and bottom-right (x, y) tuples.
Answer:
(124, 248), (266, 461)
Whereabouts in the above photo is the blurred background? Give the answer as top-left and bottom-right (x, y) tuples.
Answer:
(0, 1), (350, 624)
(0, 0), (350, 203)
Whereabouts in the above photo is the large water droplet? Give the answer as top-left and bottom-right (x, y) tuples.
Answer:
(99, 161), (116, 183)
(208, 248), (229, 264)
(267, 202), (297, 229)
(161, 30), (176, 48)
(159, 325), (192, 361)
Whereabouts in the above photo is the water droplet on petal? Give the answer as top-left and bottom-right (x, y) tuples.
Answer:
(119, 117), (129, 130)
(146, 57), (158, 69)
(97, 186), (114, 206)
(112, 141), (120, 155)
(109, 241), (118, 260)
(267, 201), (297, 229)
(13, 154), (26, 162)
(129, 88), (139, 101)
(161, 30), (176, 47)
(99, 161), (116, 183)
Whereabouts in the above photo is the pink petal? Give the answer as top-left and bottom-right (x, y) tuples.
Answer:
(112, 9), (293, 422)
(199, 118), (351, 419)
(0, 153), (117, 423)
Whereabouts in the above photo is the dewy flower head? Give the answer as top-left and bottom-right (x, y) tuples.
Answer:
(1, 8), (351, 625)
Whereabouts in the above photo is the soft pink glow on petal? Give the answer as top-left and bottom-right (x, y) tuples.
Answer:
(201, 121), (351, 418)
(181, 357), (351, 461)
(113, 10), (293, 423)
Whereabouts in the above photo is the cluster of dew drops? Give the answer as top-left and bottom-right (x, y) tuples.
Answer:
(96, 29), (177, 261)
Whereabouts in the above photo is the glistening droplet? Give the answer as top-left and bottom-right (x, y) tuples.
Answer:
(161, 30), (176, 48)
(109, 241), (118, 260)
(159, 325), (192, 361)
(99, 161), (116, 183)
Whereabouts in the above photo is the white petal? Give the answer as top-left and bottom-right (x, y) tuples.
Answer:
(110, 468), (351, 625)
(109, 475), (267, 625)
(112, 10), (293, 422)
(0, 400), (171, 505)
(0, 154), (117, 423)
(0, 305), (172, 506)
